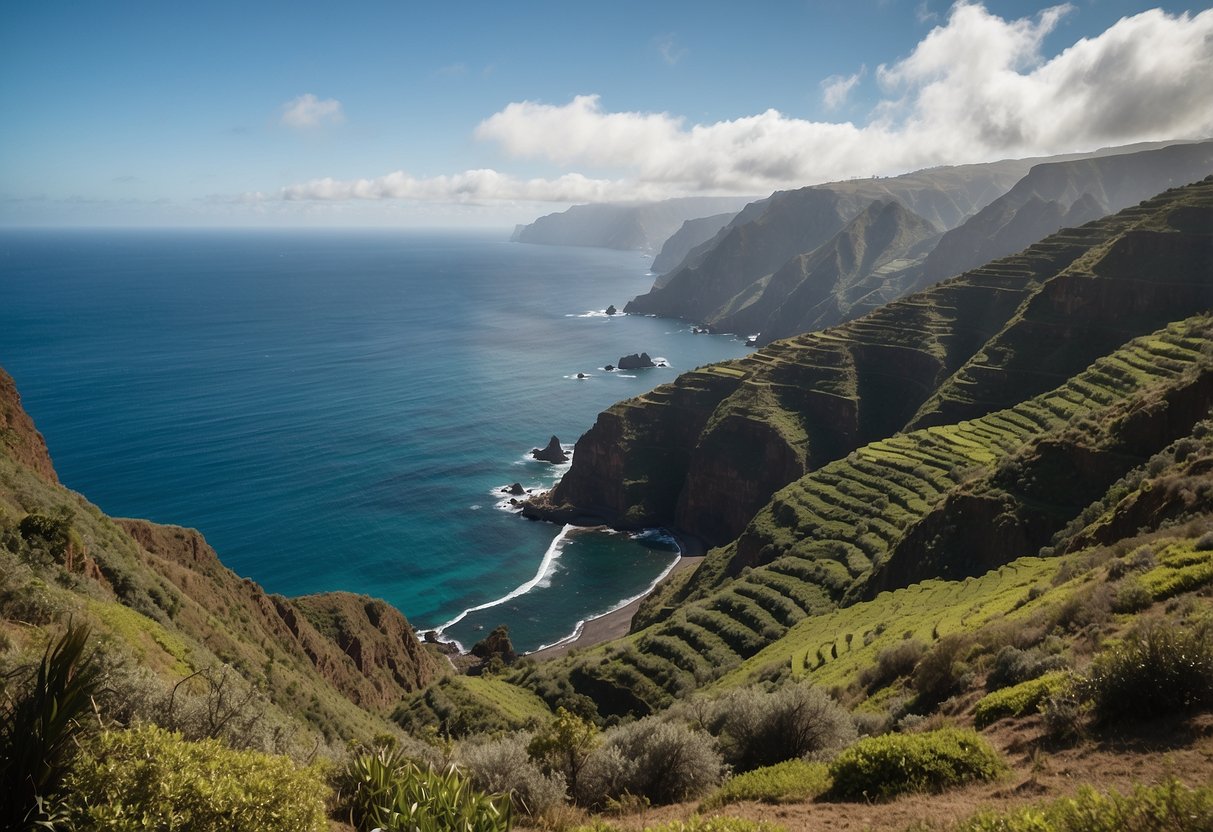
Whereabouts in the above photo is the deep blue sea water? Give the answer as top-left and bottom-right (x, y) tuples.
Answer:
(0, 229), (747, 652)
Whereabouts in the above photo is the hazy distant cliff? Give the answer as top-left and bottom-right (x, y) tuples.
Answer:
(511, 196), (753, 252)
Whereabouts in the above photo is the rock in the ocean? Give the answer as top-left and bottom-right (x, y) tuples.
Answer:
(506, 482), (525, 495)
(470, 624), (517, 664)
(617, 352), (656, 370)
(577, 372), (587, 379)
(605, 364), (615, 372)
(606, 304), (618, 315)
(531, 436), (569, 463)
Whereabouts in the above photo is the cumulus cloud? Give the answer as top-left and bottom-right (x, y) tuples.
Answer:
(821, 67), (865, 110)
(280, 93), (345, 128)
(281, 3), (1213, 203)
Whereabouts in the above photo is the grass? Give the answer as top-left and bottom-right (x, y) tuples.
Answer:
(699, 760), (831, 810)
(85, 598), (194, 676)
(454, 676), (552, 725)
(974, 671), (1074, 728)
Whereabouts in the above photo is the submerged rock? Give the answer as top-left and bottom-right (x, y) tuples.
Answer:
(618, 352), (656, 370)
(532, 436), (569, 463)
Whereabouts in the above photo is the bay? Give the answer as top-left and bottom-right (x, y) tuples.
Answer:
(0, 229), (747, 652)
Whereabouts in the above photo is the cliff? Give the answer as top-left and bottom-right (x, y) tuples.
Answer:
(920, 140), (1213, 286)
(511, 196), (753, 252)
(650, 212), (740, 277)
(534, 180), (1213, 552)
(624, 141), (1210, 340)
(0, 369), (58, 483)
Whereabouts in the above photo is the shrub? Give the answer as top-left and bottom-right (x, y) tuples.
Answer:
(527, 708), (600, 802)
(974, 672), (1073, 729)
(708, 682), (856, 772)
(985, 646), (1068, 692)
(339, 745), (511, 832)
(1040, 693), (1088, 745)
(65, 725), (328, 832)
(1083, 622), (1213, 724)
(912, 635), (974, 709)
(957, 779), (1213, 831)
(699, 760), (831, 810)
(583, 717), (723, 806)
(458, 732), (567, 817)
(827, 728), (1005, 801)
(1111, 578), (1153, 613)
(858, 640), (926, 692)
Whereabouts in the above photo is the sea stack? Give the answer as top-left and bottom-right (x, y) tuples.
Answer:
(531, 436), (569, 463)
(617, 352), (656, 370)
(605, 304), (618, 315)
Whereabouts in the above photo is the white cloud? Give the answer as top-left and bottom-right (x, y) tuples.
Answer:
(280, 3), (1213, 204)
(821, 67), (865, 110)
(280, 93), (345, 129)
(278, 169), (670, 204)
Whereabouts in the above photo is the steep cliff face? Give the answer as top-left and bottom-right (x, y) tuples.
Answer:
(118, 518), (439, 710)
(911, 190), (1213, 430)
(716, 199), (941, 342)
(919, 140), (1213, 286)
(650, 212), (741, 277)
(0, 369), (57, 483)
(511, 196), (753, 252)
(625, 188), (869, 322)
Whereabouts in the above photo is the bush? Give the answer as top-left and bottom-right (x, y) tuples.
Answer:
(699, 759), (831, 810)
(339, 745), (511, 832)
(1041, 693), (1088, 745)
(527, 708), (599, 802)
(985, 646), (1068, 692)
(583, 717), (723, 806)
(708, 682), (856, 772)
(65, 725), (328, 832)
(1084, 622), (1213, 725)
(827, 728), (1005, 801)
(458, 732), (567, 817)
(957, 779), (1213, 831)
(974, 672), (1073, 729)
(1111, 578), (1153, 613)
(858, 640), (926, 692)
(912, 635), (974, 709)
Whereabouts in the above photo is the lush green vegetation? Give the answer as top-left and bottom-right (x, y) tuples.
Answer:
(699, 760), (831, 810)
(1083, 621), (1213, 724)
(974, 671), (1073, 728)
(827, 728), (1006, 801)
(66, 725), (329, 832)
(339, 745), (512, 832)
(955, 779), (1213, 832)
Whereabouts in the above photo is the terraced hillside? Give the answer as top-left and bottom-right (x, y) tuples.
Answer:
(535, 315), (1212, 715)
(529, 177), (1213, 549)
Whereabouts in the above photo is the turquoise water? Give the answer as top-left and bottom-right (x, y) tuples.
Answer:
(0, 229), (747, 652)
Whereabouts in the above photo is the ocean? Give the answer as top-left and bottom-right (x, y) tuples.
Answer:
(0, 228), (748, 653)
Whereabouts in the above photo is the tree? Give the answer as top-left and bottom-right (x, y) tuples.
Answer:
(526, 707), (599, 799)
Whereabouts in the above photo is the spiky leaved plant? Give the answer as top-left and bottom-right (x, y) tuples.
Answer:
(0, 622), (100, 830)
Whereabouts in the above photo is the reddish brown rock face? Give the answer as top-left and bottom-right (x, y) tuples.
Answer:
(0, 369), (58, 484)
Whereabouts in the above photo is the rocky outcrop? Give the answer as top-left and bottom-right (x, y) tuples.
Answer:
(532, 436), (569, 463)
(617, 352), (656, 370)
(0, 369), (57, 483)
(469, 624), (517, 665)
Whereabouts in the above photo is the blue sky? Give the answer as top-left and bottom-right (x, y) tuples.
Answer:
(2, 0), (1211, 227)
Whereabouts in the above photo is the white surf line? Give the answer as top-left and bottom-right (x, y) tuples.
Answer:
(431, 523), (576, 651)
(526, 534), (684, 654)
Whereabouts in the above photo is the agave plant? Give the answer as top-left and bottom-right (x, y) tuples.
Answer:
(341, 745), (513, 832)
(0, 622), (100, 831)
